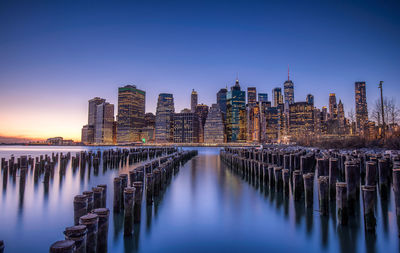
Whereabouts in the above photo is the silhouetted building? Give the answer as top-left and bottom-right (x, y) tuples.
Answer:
(273, 87), (283, 107)
(155, 93), (175, 143)
(306, 94), (314, 106)
(81, 125), (94, 145)
(173, 110), (199, 143)
(195, 104), (209, 143)
(191, 89), (198, 113)
(143, 112), (156, 143)
(117, 85), (145, 143)
(95, 102), (114, 144)
(247, 87), (257, 105)
(204, 104), (225, 143)
(217, 88), (227, 115)
(329, 93), (337, 120)
(226, 79), (247, 142)
(355, 81), (368, 134)
(81, 97), (106, 144)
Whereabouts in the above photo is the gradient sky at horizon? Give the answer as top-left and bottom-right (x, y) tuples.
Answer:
(1, 0), (400, 141)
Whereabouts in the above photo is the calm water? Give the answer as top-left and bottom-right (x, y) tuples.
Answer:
(0, 146), (399, 253)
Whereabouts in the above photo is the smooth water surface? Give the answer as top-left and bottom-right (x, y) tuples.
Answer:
(0, 146), (399, 253)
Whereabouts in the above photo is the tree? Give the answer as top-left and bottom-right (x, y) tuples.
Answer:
(348, 108), (355, 124)
(370, 97), (399, 126)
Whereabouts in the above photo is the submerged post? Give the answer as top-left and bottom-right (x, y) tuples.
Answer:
(336, 182), (348, 225)
(318, 176), (329, 216)
(362, 185), (376, 232)
(64, 225), (87, 253)
(73, 195), (88, 226)
(49, 240), (76, 253)
(124, 187), (135, 236)
(93, 208), (110, 253)
(79, 213), (98, 253)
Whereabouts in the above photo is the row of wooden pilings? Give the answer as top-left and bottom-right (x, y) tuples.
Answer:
(48, 149), (198, 253)
(220, 147), (400, 235)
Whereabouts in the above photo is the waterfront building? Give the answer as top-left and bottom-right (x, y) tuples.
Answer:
(321, 106), (328, 122)
(191, 89), (198, 113)
(337, 100), (346, 134)
(226, 79), (247, 142)
(173, 110), (199, 143)
(117, 85), (146, 143)
(142, 112), (156, 143)
(81, 97), (106, 144)
(283, 80), (294, 105)
(217, 88), (227, 115)
(306, 94), (314, 106)
(195, 104), (209, 143)
(355, 81), (368, 134)
(204, 104), (225, 143)
(247, 103), (260, 142)
(273, 87), (283, 107)
(247, 87), (257, 105)
(155, 93), (175, 143)
(265, 107), (282, 141)
(81, 125), (94, 145)
(258, 93), (268, 103)
(329, 93), (337, 120)
(95, 102), (114, 144)
(288, 102), (314, 136)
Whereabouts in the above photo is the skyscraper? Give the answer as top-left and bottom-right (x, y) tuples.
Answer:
(81, 97), (106, 144)
(247, 103), (260, 142)
(226, 79), (246, 142)
(217, 88), (227, 115)
(155, 93), (175, 143)
(329, 93), (337, 119)
(191, 89), (198, 113)
(173, 110), (199, 143)
(247, 87), (257, 105)
(95, 102), (114, 144)
(337, 100), (346, 134)
(142, 112), (156, 143)
(355, 81), (368, 134)
(273, 87), (283, 107)
(117, 85), (146, 143)
(204, 104), (225, 143)
(306, 94), (314, 105)
(288, 102), (314, 136)
(284, 80), (294, 105)
(195, 104), (209, 143)
(258, 93), (268, 103)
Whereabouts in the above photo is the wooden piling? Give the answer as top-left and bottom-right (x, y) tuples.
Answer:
(123, 187), (134, 236)
(362, 185), (376, 232)
(97, 184), (107, 208)
(79, 213), (99, 253)
(82, 191), (94, 213)
(365, 161), (377, 186)
(93, 208), (110, 253)
(64, 225), (87, 253)
(73, 195), (88, 226)
(49, 240), (76, 253)
(303, 173), (314, 208)
(293, 170), (303, 201)
(345, 161), (358, 215)
(113, 177), (122, 213)
(318, 176), (329, 216)
(92, 187), (103, 210)
(336, 182), (348, 225)
(133, 181), (143, 224)
(146, 173), (154, 204)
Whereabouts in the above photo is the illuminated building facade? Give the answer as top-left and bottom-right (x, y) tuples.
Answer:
(329, 93), (337, 120)
(142, 112), (156, 143)
(95, 102), (114, 144)
(283, 80), (294, 105)
(173, 110), (199, 143)
(306, 94), (314, 105)
(355, 81), (368, 134)
(155, 93), (175, 143)
(226, 79), (246, 142)
(81, 125), (94, 144)
(247, 87), (257, 105)
(117, 85), (146, 143)
(288, 102), (314, 136)
(247, 103), (260, 142)
(81, 97), (106, 144)
(258, 93), (268, 103)
(265, 107), (282, 141)
(337, 100), (346, 134)
(191, 89), (198, 112)
(217, 88), (227, 115)
(204, 104), (225, 143)
(273, 87), (283, 107)
(195, 104), (209, 143)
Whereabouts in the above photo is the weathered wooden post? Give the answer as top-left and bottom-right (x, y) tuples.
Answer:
(268, 166), (275, 189)
(336, 182), (348, 225)
(362, 185), (376, 232)
(317, 158), (328, 177)
(365, 161), (377, 186)
(153, 169), (161, 197)
(133, 181), (143, 224)
(378, 159), (389, 199)
(293, 170), (303, 201)
(83, 191), (94, 213)
(49, 240), (76, 253)
(303, 173), (314, 208)
(146, 173), (154, 204)
(274, 167), (283, 191)
(329, 158), (338, 200)
(282, 169), (290, 195)
(93, 208), (110, 253)
(345, 161), (358, 215)
(113, 177), (122, 213)
(123, 187), (134, 236)
(119, 174), (128, 209)
(97, 184), (107, 208)
(73, 195), (88, 225)
(79, 213), (99, 253)
(92, 187), (103, 210)
(318, 176), (329, 216)
(64, 225), (87, 253)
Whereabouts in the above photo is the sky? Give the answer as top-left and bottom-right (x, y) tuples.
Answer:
(0, 0), (399, 141)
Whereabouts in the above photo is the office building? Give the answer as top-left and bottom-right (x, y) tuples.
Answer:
(195, 104), (209, 143)
(355, 81), (368, 134)
(191, 89), (198, 113)
(247, 87), (257, 105)
(273, 87), (283, 107)
(94, 102), (114, 144)
(173, 110), (199, 143)
(155, 93), (175, 143)
(226, 79), (247, 142)
(204, 104), (225, 143)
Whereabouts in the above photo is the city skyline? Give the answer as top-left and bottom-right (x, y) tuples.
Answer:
(1, 0), (400, 141)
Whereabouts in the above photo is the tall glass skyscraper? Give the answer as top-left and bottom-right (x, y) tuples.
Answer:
(191, 89), (198, 113)
(217, 88), (227, 115)
(226, 79), (246, 142)
(355, 81), (368, 134)
(117, 85), (146, 143)
(273, 87), (283, 107)
(284, 80), (294, 105)
(204, 104), (225, 143)
(81, 97), (106, 144)
(155, 93), (175, 143)
(95, 102), (114, 144)
(247, 87), (257, 105)
(258, 93), (268, 103)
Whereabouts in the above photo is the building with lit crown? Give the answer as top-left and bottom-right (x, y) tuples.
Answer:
(226, 79), (246, 142)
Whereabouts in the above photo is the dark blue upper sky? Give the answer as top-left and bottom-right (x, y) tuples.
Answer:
(0, 0), (399, 139)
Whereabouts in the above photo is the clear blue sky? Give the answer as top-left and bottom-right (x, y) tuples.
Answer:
(0, 0), (399, 139)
